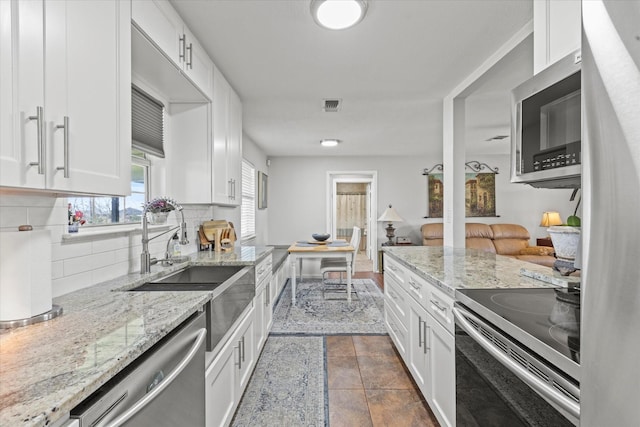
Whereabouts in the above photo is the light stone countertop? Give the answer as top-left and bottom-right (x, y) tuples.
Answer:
(383, 246), (562, 297)
(0, 246), (273, 427)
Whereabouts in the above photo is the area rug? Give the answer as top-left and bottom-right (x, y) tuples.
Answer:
(231, 336), (326, 427)
(271, 278), (386, 335)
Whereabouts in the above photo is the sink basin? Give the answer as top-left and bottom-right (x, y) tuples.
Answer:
(129, 265), (245, 292)
(127, 264), (256, 354)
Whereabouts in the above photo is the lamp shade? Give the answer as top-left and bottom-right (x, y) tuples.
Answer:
(378, 205), (404, 223)
(540, 211), (563, 227)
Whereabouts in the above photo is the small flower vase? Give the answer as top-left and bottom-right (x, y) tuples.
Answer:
(149, 211), (169, 225)
(68, 222), (79, 233)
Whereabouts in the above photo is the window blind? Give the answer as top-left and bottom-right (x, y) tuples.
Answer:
(241, 160), (256, 239)
(132, 85), (165, 158)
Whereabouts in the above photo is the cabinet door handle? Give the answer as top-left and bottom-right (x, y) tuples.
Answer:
(179, 34), (186, 62)
(430, 299), (447, 313)
(418, 315), (423, 348)
(235, 341), (242, 370)
(424, 324), (430, 354)
(408, 279), (420, 293)
(28, 106), (45, 174)
(186, 42), (193, 69)
(55, 116), (69, 178)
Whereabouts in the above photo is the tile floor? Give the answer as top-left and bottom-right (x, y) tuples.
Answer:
(309, 271), (439, 426)
(326, 335), (440, 427)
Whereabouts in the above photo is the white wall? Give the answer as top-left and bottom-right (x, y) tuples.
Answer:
(268, 155), (431, 247)
(268, 154), (576, 248)
(421, 153), (577, 242)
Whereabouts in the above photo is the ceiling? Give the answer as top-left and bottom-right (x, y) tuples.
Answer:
(170, 0), (534, 157)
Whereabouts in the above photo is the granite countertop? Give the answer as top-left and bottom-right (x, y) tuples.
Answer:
(0, 246), (273, 427)
(383, 246), (565, 297)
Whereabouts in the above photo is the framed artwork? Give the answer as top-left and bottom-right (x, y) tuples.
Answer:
(258, 171), (268, 209)
(427, 173), (444, 218)
(424, 162), (498, 218)
(464, 172), (496, 217)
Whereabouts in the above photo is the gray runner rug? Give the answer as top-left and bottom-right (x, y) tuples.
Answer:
(271, 278), (386, 335)
(231, 336), (326, 427)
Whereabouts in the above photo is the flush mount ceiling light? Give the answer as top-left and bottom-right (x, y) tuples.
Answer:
(320, 139), (341, 147)
(311, 0), (368, 30)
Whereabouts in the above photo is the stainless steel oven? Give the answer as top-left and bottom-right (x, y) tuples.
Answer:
(454, 288), (580, 426)
(511, 50), (581, 188)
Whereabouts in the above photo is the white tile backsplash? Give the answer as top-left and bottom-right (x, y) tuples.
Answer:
(0, 193), (216, 297)
(0, 206), (28, 228)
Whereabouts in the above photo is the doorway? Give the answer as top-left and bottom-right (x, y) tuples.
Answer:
(326, 171), (378, 273)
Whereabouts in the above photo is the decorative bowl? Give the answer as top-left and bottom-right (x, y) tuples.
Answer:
(312, 233), (330, 242)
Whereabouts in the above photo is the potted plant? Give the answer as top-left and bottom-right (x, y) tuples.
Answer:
(144, 199), (174, 224)
(548, 191), (581, 267)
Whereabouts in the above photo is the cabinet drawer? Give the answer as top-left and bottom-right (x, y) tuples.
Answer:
(384, 255), (406, 286)
(426, 285), (454, 334)
(384, 275), (408, 327)
(255, 255), (272, 286)
(384, 301), (407, 359)
(406, 270), (427, 308)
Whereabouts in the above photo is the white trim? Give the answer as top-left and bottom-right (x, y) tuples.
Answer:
(326, 170), (378, 272)
(443, 21), (533, 248)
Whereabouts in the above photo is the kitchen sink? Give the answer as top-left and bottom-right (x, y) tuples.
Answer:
(127, 264), (256, 353)
(129, 265), (246, 292)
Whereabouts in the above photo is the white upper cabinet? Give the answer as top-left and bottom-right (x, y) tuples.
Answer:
(0, 0), (45, 189)
(166, 102), (211, 204)
(0, 0), (131, 196)
(534, 0), (581, 74)
(132, 0), (213, 100)
(212, 66), (242, 206)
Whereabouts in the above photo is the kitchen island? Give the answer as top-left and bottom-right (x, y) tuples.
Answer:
(382, 245), (562, 295)
(0, 246), (273, 427)
(382, 246), (578, 427)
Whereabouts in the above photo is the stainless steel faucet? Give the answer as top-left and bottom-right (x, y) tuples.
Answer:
(140, 197), (189, 274)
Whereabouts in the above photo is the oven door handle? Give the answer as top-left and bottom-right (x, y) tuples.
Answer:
(453, 306), (580, 419)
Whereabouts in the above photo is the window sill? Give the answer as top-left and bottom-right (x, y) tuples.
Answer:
(62, 224), (171, 241)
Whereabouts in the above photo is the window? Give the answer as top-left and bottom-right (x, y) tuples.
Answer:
(68, 153), (150, 226)
(67, 85), (164, 228)
(241, 159), (256, 240)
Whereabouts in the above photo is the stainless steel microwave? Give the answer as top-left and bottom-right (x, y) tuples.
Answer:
(511, 50), (581, 188)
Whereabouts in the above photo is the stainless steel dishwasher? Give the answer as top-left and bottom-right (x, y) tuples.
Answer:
(70, 311), (207, 426)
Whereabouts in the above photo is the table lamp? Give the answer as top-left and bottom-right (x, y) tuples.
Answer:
(378, 204), (404, 246)
(540, 211), (563, 228)
(540, 211), (562, 240)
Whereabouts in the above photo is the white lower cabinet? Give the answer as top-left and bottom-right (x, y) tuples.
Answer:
(427, 311), (455, 427)
(254, 281), (266, 352)
(384, 254), (455, 427)
(407, 295), (430, 398)
(205, 304), (255, 427)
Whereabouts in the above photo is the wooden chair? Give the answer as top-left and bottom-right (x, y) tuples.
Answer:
(320, 226), (361, 299)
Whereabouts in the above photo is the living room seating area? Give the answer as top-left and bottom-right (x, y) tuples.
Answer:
(421, 223), (556, 267)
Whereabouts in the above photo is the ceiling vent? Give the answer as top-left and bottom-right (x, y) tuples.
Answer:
(323, 98), (342, 112)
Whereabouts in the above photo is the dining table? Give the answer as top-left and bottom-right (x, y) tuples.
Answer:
(287, 239), (355, 304)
